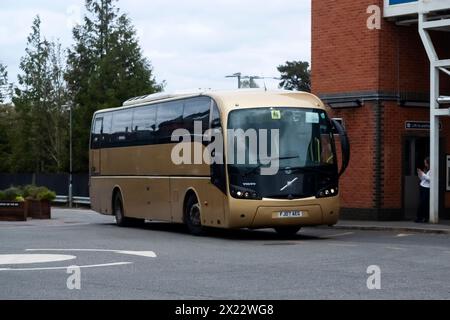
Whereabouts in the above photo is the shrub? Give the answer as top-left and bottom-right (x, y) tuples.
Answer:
(22, 185), (37, 199)
(0, 191), (5, 201)
(22, 185), (56, 201)
(37, 189), (56, 201)
(3, 187), (23, 201)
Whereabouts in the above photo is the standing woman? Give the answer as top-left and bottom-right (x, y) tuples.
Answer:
(416, 157), (431, 223)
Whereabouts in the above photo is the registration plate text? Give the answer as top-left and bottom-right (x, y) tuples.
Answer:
(278, 211), (304, 218)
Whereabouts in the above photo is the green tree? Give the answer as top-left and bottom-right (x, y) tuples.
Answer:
(66, 0), (163, 172)
(12, 16), (69, 173)
(0, 104), (14, 171)
(240, 77), (260, 89)
(0, 62), (11, 103)
(277, 61), (311, 92)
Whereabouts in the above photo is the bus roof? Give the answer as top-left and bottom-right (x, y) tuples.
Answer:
(94, 89), (326, 115)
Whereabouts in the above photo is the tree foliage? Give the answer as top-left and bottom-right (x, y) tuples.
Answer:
(0, 104), (14, 171)
(277, 61), (311, 92)
(12, 16), (69, 173)
(240, 78), (260, 89)
(66, 0), (163, 172)
(0, 62), (11, 103)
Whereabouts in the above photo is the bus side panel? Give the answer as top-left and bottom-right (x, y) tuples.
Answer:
(147, 178), (171, 221)
(90, 176), (113, 215)
(90, 177), (102, 214)
(170, 178), (226, 228)
(106, 177), (170, 221)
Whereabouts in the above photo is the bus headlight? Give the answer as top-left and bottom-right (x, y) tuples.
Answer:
(230, 185), (260, 200)
(317, 186), (339, 198)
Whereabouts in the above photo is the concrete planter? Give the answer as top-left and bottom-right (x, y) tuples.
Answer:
(0, 201), (27, 221)
(26, 200), (51, 219)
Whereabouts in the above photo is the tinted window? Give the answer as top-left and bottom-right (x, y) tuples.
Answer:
(101, 112), (113, 145)
(183, 97), (211, 134)
(132, 105), (157, 143)
(111, 110), (133, 144)
(156, 101), (184, 143)
(91, 117), (103, 149)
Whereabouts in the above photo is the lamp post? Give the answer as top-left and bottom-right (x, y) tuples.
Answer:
(226, 73), (242, 89)
(63, 103), (73, 208)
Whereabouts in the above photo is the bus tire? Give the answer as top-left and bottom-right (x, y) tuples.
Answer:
(184, 195), (205, 236)
(113, 191), (134, 227)
(274, 226), (301, 237)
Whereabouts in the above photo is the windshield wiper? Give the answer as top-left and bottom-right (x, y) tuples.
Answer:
(280, 166), (334, 175)
(235, 156), (301, 177)
(260, 155), (299, 162)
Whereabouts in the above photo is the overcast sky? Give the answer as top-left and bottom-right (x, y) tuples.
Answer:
(0, 0), (311, 92)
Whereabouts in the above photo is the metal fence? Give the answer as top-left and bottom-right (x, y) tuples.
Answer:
(0, 173), (89, 198)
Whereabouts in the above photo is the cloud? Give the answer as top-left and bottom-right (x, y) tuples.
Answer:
(0, 0), (311, 92)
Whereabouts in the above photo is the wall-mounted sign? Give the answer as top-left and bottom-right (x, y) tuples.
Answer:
(384, 0), (418, 17)
(389, 0), (416, 4)
(447, 155), (450, 192)
(405, 121), (442, 130)
(405, 121), (429, 130)
(384, 0), (450, 18)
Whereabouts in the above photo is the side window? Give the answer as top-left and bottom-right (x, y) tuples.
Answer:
(111, 110), (133, 145)
(102, 112), (113, 146)
(132, 105), (157, 144)
(156, 101), (184, 143)
(183, 97), (211, 135)
(211, 102), (221, 129)
(91, 117), (103, 149)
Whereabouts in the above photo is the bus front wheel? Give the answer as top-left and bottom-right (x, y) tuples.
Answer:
(184, 195), (205, 236)
(274, 226), (301, 237)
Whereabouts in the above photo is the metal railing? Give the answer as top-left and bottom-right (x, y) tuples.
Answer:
(53, 195), (91, 206)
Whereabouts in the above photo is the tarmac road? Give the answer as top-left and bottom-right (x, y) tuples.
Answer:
(0, 208), (449, 300)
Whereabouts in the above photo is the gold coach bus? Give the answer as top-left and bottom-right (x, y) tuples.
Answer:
(89, 90), (350, 236)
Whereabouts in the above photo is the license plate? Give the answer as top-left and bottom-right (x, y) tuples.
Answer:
(278, 211), (304, 218)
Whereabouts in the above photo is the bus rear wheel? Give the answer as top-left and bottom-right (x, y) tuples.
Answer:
(185, 195), (205, 236)
(274, 226), (301, 237)
(113, 191), (139, 227)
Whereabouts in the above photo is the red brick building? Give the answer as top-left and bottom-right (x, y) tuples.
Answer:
(312, 0), (450, 220)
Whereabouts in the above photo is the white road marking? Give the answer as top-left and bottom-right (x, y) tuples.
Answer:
(396, 234), (414, 237)
(0, 262), (132, 271)
(326, 243), (358, 247)
(386, 247), (407, 251)
(0, 254), (76, 265)
(116, 250), (157, 258)
(326, 232), (354, 238)
(26, 249), (157, 258)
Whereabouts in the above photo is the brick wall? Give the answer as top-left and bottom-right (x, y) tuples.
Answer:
(330, 104), (376, 209)
(312, 0), (382, 94)
(312, 0), (450, 220)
